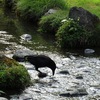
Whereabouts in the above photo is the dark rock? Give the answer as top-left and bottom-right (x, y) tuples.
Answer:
(38, 72), (47, 78)
(69, 7), (100, 31)
(75, 74), (83, 79)
(59, 70), (70, 75)
(12, 49), (34, 62)
(60, 88), (88, 97)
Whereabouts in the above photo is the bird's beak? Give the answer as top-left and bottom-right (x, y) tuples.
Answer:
(52, 69), (55, 75)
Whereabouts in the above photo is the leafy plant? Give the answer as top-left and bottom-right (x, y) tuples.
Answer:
(38, 10), (67, 35)
(56, 18), (92, 48)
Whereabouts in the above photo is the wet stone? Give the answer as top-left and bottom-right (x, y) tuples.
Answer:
(59, 70), (70, 75)
(75, 74), (83, 79)
(60, 88), (88, 97)
(12, 49), (34, 62)
(38, 72), (47, 78)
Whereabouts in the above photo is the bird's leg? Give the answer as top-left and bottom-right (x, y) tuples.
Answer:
(35, 67), (42, 74)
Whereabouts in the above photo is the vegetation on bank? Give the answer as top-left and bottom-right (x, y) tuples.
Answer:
(3, 0), (100, 48)
(0, 55), (31, 90)
(16, 0), (67, 22)
(38, 10), (67, 35)
(56, 18), (92, 48)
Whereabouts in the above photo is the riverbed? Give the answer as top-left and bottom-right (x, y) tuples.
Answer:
(0, 30), (100, 100)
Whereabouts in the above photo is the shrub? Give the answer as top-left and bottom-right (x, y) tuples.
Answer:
(4, 0), (17, 10)
(38, 10), (67, 35)
(56, 18), (92, 48)
(16, 0), (67, 21)
(0, 56), (31, 90)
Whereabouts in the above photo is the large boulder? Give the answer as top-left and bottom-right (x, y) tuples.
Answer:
(69, 7), (100, 31)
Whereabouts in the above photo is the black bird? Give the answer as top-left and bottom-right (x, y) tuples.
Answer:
(24, 55), (56, 75)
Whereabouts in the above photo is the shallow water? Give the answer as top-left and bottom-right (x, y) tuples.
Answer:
(0, 30), (100, 100)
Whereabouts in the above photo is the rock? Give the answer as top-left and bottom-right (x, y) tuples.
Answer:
(60, 88), (88, 97)
(84, 49), (95, 54)
(69, 7), (100, 31)
(12, 49), (34, 62)
(20, 34), (32, 41)
(69, 55), (76, 60)
(59, 70), (70, 75)
(38, 72), (47, 78)
(45, 9), (57, 15)
(75, 74), (83, 79)
(0, 97), (8, 100)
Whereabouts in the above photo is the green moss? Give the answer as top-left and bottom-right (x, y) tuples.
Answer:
(0, 56), (31, 90)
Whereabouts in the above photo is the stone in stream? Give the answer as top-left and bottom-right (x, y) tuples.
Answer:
(75, 74), (83, 79)
(38, 72), (47, 78)
(60, 88), (88, 97)
(59, 70), (70, 75)
(12, 49), (34, 62)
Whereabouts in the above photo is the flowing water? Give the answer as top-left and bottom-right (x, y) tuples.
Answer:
(0, 4), (100, 100)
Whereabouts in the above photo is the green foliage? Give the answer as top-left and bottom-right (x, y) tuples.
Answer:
(38, 10), (67, 35)
(16, 0), (67, 21)
(0, 56), (30, 90)
(56, 18), (92, 48)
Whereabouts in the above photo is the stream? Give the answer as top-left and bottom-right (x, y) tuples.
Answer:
(0, 5), (100, 100)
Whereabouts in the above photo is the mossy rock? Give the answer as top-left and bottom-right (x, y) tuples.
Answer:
(0, 55), (31, 90)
